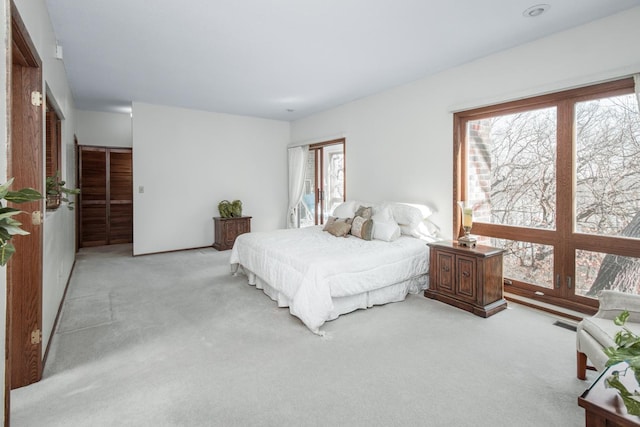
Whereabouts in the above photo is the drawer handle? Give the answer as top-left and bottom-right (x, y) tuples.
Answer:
(443, 266), (450, 272)
(462, 271), (470, 277)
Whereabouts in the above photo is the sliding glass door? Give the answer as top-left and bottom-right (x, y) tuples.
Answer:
(455, 78), (640, 312)
(298, 139), (345, 227)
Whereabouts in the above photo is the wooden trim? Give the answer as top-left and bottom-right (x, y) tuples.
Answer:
(504, 289), (598, 322)
(453, 76), (636, 312)
(455, 78), (634, 120)
(453, 113), (463, 238)
(308, 138), (345, 149)
(305, 138), (346, 225)
(10, 2), (40, 68)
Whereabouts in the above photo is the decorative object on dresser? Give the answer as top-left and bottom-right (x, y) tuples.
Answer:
(213, 216), (251, 251)
(217, 199), (243, 218)
(456, 200), (477, 248)
(424, 241), (507, 317)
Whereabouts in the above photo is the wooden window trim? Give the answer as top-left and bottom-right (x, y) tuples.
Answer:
(45, 100), (62, 210)
(453, 77), (637, 313)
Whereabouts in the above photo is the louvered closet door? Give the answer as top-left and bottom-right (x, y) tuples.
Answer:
(109, 150), (133, 244)
(79, 146), (133, 247)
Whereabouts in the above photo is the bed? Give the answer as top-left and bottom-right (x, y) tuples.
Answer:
(229, 201), (435, 334)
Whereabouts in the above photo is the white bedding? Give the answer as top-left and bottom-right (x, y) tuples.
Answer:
(229, 226), (429, 334)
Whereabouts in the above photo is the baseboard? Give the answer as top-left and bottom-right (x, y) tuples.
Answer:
(42, 259), (76, 369)
(504, 292), (585, 324)
(133, 245), (214, 257)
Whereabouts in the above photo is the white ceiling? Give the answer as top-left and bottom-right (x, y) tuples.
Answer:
(45, 0), (640, 121)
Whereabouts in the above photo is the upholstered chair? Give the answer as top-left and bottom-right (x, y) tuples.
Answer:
(576, 290), (640, 380)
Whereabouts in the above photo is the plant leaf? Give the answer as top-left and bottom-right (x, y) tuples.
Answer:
(606, 373), (640, 416)
(2, 224), (29, 236)
(5, 188), (42, 203)
(615, 310), (630, 326)
(0, 178), (14, 200)
(0, 208), (22, 220)
(0, 242), (15, 266)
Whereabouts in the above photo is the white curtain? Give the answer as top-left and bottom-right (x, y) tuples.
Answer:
(287, 145), (308, 228)
(634, 73), (640, 111)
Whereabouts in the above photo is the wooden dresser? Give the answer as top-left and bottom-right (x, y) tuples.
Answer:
(213, 216), (251, 251)
(424, 241), (507, 317)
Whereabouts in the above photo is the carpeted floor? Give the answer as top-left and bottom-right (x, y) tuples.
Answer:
(11, 244), (593, 426)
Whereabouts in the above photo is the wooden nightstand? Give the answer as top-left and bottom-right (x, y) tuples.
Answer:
(212, 216), (251, 251)
(424, 241), (507, 317)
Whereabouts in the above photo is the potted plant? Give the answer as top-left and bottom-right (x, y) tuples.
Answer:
(218, 200), (242, 218)
(46, 171), (80, 210)
(0, 178), (42, 265)
(604, 310), (640, 415)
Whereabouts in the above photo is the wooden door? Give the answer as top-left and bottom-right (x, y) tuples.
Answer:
(7, 0), (44, 398)
(108, 149), (133, 244)
(78, 146), (132, 247)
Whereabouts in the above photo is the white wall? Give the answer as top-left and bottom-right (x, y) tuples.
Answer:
(132, 102), (290, 255)
(75, 110), (132, 147)
(13, 0), (77, 366)
(291, 7), (640, 240)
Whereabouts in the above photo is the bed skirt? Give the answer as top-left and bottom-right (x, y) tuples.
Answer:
(233, 264), (429, 326)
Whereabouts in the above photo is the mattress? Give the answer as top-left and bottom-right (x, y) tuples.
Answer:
(229, 226), (430, 334)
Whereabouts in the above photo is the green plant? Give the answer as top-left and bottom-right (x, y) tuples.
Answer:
(218, 200), (242, 218)
(604, 310), (640, 416)
(0, 178), (42, 266)
(46, 171), (80, 210)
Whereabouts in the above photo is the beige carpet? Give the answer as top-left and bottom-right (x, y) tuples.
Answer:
(12, 244), (592, 426)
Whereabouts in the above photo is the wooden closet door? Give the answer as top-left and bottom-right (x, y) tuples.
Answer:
(109, 149), (133, 244)
(79, 146), (132, 247)
(80, 147), (108, 246)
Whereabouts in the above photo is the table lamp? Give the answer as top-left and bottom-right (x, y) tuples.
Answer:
(457, 201), (477, 248)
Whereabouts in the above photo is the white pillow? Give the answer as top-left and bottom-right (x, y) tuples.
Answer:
(372, 205), (393, 222)
(399, 222), (438, 242)
(332, 201), (357, 218)
(388, 202), (433, 226)
(373, 219), (401, 242)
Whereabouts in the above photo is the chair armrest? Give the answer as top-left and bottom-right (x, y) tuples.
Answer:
(595, 290), (640, 321)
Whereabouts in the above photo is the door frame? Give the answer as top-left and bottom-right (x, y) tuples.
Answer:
(6, 0), (44, 421)
(308, 138), (346, 225)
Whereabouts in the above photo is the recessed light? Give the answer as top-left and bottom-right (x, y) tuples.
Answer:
(523, 4), (550, 18)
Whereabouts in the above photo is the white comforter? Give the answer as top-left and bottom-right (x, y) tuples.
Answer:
(229, 226), (429, 333)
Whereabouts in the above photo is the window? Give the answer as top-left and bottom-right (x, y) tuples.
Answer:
(454, 78), (640, 313)
(298, 139), (345, 227)
(46, 100), (62, 210)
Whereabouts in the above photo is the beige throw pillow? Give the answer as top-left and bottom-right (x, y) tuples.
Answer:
(324, 220), (352, 237)
(351, 216), (373, 240)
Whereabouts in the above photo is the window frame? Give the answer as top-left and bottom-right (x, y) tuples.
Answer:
(453, 77), (640, 314)
(45, 100), (62, 210)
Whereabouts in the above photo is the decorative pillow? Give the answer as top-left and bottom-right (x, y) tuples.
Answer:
(324, 220), (352, 237)
(323, 216), (352, 231)
(332, 201), (357, 218)
(372, 219), (401, 242)
(351, 216), (373, 240)
(354, 205), (373, 220)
